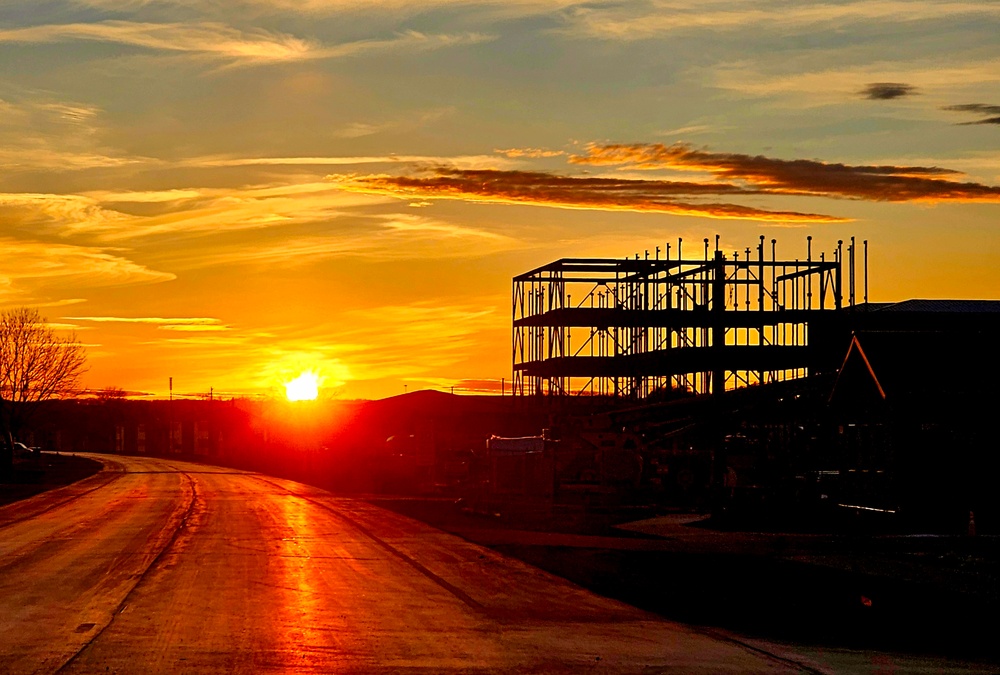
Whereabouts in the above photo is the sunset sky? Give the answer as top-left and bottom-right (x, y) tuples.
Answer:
(1, 1), (998, 400)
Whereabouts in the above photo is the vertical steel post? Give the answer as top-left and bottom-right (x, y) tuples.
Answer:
(835, 240), (843, 310)
(864, 239), (869, 305)
(712, 250), (726, 397)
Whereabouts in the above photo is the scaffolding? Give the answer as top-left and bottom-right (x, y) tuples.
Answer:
(513, 236), (866, 398)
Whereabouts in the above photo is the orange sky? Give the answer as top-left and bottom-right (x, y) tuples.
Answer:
(0, 1), (997, 399)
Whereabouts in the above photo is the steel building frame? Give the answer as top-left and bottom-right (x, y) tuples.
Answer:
(513, 236), (864, 398)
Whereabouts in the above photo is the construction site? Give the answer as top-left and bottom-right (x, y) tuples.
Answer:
(493, 235), (1000, 532)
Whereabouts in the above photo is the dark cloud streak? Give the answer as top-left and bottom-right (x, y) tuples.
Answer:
(860, 82), (917, 100)
(959, 116), (1000, 126)
(332, 168), (848, 223)
(943, 104), (1000, 115)
(943, 103), (1000, 125)
(571, 143), (1000, 203)
(332, 141), (1000, 226)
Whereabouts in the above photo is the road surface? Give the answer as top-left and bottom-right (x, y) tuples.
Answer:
(0, 454), (989, 673)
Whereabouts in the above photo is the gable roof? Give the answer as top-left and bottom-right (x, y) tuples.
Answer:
(830, 334), (886, 403)
(830, 329), (997, 403)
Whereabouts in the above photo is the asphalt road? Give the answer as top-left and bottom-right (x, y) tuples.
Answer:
(0, 455), (990, 674)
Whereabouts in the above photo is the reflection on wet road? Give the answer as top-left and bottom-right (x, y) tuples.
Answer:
(0, 455), (991, 673)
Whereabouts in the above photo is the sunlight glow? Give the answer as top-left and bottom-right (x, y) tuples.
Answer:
(284, 371), (320, 401)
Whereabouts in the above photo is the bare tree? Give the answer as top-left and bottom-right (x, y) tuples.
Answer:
(0, 307), (87, 471)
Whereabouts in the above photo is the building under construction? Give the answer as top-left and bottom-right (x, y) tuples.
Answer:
(511, 235), (1000, 529)
(513, 235), (868, 399)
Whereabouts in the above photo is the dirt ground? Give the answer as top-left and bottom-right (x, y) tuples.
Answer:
(0, 453), (102, 507)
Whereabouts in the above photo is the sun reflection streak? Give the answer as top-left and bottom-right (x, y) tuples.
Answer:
(273, 494), (332, 669)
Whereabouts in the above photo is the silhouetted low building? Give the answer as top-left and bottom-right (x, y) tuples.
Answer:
(829, 322), (998, 530)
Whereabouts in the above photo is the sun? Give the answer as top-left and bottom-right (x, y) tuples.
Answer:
(284, 371), (320, 401)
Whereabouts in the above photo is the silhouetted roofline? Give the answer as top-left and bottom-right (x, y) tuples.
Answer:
(859, 299), (1000, 313)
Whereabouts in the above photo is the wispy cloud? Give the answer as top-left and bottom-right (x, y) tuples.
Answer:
(380, 212), (510, 241)
(159, 323), (232, 331)
(31, 298), (89, 309)
(96, 189), (204, 203)
(570, 143), (1000, 203)
(0, 149), (149, 171)
(0, 179), (521, 277)
(943, 103), (1000, 126)
(0, 21), (492, 66)
(0, 97), (102, 128)
(859, 82), (917, 100)
(0, 192), (131, 234)
(331, 107), (456, 139)
(656, 124), (716, 138)
(329, 301), (504, 379)
(45, 322), (94, 332)
(0, 21), (312, 64)
(66, 316), (232, 334)
(0, 184), (387, 240)
(179, 235), (363, 268)
(332, 168), (848, 222)
(184, 153), (513, 169)
(0, 96), (148, 171)
(559, 1), (1000, 40)
(183, 212), (521, 269)
(0, 238), (174, 300)
(65, 316), (224, 327)
(495, 147), (566, 158)
(331, 122), (398, 139)
(73, 0), (583, 17)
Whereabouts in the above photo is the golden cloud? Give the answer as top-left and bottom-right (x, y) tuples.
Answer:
(0, 238), (174, 302)
(171, 212), (520, 270)
(0, 242), (173, 287)
(66, 316), (225, 327)
(329, 301), (504, 379)
(1, 184), (387, 241)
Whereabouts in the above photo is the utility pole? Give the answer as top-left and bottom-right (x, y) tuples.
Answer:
(168, 377), (173, 454)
